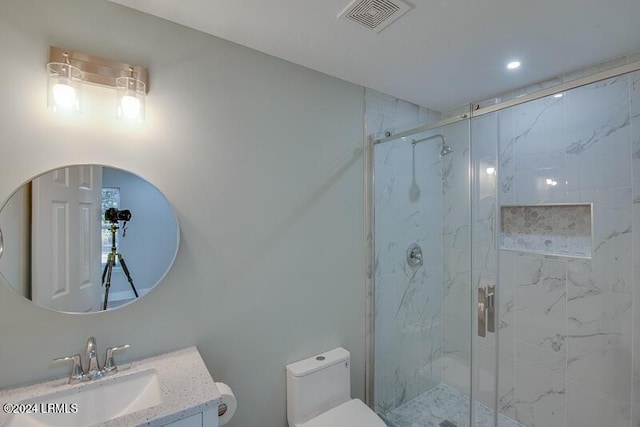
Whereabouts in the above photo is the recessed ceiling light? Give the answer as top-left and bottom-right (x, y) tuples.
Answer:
(507, 61), (521, 70)
(553, 93), (563, 98)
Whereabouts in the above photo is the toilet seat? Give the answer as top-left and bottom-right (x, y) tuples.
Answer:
(298, 399), (386, 427)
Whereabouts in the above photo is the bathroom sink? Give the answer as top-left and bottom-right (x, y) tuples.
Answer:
(0, 347), (221, 427)
(6, 369), (162, 427)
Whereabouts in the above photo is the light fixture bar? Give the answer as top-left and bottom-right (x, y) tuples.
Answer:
(49, 46), (148, 93)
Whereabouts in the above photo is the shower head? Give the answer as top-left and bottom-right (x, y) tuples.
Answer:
(440, 144), (453, 157)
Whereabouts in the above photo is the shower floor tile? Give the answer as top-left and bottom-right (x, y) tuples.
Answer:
(380, 384), (523, 427)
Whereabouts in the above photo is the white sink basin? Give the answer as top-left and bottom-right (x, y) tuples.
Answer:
(6, 369), (162, 427)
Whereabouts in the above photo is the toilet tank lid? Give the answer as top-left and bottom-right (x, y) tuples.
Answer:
(286, 347), (350, 377)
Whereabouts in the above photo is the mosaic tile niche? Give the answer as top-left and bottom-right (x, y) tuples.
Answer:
(500, 204), (592, 258)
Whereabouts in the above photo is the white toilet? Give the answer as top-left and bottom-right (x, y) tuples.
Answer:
(286, 347), (386, 427)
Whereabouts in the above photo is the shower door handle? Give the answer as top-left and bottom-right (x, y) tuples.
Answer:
(478, 285), (496, 337)
(487, 285), (495, 333)
(478, 287), (486, 337)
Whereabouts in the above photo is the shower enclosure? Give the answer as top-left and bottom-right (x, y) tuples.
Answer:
(367, 63), (640, 427)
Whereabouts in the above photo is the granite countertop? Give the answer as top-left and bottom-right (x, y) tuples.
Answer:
(0, 346), (221, 426)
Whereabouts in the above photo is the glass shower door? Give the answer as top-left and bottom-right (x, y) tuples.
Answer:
(371, 67), (640, 427)
(470, 113), (502, 427)
(372, 119), (478, 427)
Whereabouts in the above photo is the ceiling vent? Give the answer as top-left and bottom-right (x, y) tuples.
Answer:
(338, 0), (413, 33)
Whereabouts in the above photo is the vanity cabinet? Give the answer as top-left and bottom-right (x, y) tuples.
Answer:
(162, 408), (218, 427)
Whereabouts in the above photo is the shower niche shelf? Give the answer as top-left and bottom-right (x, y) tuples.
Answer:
(500, 203), (592, 258)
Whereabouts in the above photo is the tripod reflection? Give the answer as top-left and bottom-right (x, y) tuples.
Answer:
(101, 208), (138, 310)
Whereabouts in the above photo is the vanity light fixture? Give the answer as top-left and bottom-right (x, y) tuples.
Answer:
(46, 47), (148, 122)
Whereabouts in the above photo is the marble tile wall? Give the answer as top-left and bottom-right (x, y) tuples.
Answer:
(368, 88), (445, 413)
(494, 72), (638, 427)
(366, 88), (443, 139)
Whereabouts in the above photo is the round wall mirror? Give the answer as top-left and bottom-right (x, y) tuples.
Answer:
(0, 165), (179, 313)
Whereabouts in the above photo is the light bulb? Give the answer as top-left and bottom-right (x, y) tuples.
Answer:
(52, 81), (77, 110)
(120, 93), (141, 120)
(486, 167), (496, 175)
(116, 74), (145, 123)
(507, 61), (521, 70)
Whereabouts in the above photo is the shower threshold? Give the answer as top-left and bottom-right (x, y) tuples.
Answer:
(380, 383), (523, 427)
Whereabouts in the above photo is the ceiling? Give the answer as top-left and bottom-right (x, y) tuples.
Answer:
(108, 0), (640, 112)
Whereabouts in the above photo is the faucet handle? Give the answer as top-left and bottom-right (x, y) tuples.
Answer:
(54, 354), (84, 384)
(104, 344), (130, 374)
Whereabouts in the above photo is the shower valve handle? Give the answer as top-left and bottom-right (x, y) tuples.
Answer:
(406, 243), (423, 267)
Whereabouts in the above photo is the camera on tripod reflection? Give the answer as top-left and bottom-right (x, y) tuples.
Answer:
(102, 207), (138, 310)
(104, 207), (132, 223)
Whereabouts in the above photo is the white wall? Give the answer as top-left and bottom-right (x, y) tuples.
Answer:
(0, 1), (365, 426)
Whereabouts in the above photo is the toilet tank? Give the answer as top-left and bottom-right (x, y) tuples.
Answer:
(286, 347), (351, 425)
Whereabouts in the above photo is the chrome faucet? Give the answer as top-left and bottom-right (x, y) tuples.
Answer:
(85, 337), (104, 380)
(54, 337), (130, 384)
